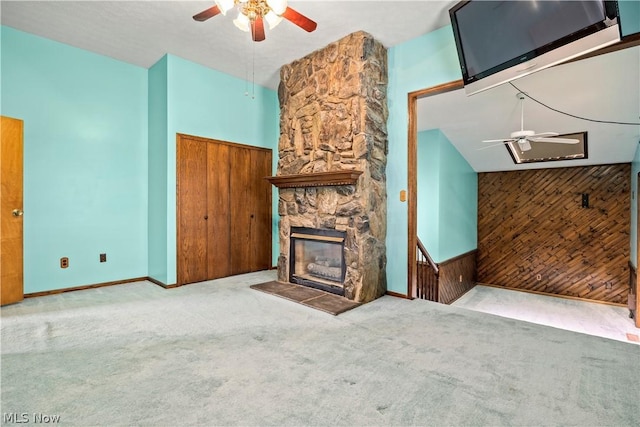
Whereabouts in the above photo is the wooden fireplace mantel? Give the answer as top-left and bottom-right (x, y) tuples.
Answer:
(265, 170), (363, 189)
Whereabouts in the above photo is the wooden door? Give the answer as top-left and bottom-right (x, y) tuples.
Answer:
(248, 148), (272, 272)
(1, 116), (24, 305)
(177, 136), (209, 285)
(229, 147), (272, 275)
(207, 142), (231, 279)
(230, 146), (252, 275)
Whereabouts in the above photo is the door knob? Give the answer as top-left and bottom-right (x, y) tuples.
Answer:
(12, 209), (23, 217)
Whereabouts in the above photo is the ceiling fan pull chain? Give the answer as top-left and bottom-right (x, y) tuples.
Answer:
(252, 38), (256, 99)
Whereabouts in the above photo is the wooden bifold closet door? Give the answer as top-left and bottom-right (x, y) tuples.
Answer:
(177, 134), (272, 286)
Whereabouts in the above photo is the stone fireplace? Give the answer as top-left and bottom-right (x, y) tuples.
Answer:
(269, 31), (388, 303)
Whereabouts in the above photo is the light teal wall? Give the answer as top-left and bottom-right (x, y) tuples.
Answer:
(148, 56), (169, 284)
(155, 54), (279, 285)
(386, 26), (462, 294)
(417, 130), (440, 259)
(438, 131), (477, 262)
(1, 26), (148, 293)
(619, 0), (640, 36)
(2, 27), (278, 291)
(416, 129), (477, 263)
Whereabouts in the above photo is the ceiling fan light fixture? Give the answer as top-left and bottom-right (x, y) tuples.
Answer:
(518, 139), (532, 152)
(233, 11), (251, 32)
(193, 0), (316, 41)
(265, 11), (283, 29)
(266, 0), (288, 15)
(214, 0), (235, 15)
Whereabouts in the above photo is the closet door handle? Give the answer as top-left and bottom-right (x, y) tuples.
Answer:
(204, 215), (209, 220)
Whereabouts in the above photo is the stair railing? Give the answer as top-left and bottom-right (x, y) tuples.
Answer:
(416, 238), (439, 301)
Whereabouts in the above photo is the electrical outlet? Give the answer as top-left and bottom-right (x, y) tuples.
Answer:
(100, 253), (107, 263)
(459, 274), (463, 283)
(60, 257), (69, 269)
(536, 274), (542, 281)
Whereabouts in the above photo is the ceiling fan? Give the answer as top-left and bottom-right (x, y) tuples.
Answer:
(482, 93), (579, 152)
(193, 0), (317, 42)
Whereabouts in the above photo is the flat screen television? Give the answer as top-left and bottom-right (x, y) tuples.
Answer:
(449, 0), (621, 95)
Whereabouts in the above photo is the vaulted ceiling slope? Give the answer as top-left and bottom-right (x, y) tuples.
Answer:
(418, 46), (640, 172)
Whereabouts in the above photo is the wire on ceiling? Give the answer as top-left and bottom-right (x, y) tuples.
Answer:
(509, 82), (640, 126)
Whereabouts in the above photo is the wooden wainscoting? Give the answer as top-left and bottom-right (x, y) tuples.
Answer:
(438, 250), (477, 304)
(477, 164), (630, 304)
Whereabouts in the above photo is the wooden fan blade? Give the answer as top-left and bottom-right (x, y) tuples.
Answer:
(193, 5), (221, 22)
(252, 17), (266, 42)
(282, 7), (317, 32)
(531, 137), (580, 144)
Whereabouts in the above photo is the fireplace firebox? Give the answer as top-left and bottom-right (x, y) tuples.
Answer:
(289, 227), (346, 296)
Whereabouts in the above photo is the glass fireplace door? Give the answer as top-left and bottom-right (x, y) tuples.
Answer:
(289, 227), (346, 295)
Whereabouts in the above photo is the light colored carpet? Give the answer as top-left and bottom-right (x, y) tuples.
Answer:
(453, 285), (639, 344)
(2, 271), (639, 426)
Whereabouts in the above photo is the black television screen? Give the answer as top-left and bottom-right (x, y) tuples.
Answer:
(449, 0), (620, 95)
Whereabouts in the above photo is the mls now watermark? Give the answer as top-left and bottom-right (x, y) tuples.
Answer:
(3, 413), (61, 424)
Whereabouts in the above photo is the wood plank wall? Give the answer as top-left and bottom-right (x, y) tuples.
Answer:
(438, 250), (477, 304)
(477, 164), (630, 304)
